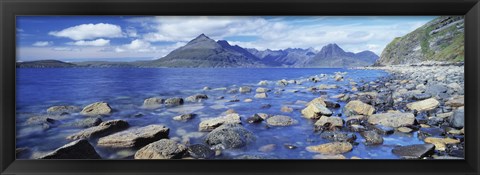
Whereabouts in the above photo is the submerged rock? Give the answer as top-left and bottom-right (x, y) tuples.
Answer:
(205, 123), (255, 149)
(134, 139), (187, 159)
(47, 105), (80, 114)
(360, 131), (383, 145)
(81, 102), (112, 116)
(239, 86), (252, 93)
(98, 125), (170, 148)
(246, 114), (264, 123)
(143, 97), (165, 108)
(198, 113), (241, 132)
(392, 144), (435, 159)
(40, 139), (101, 159)
(173, 113), (196, 121)
(314, 116), (344, 128)
(306, 142), (352, 155)
(254, 93), (268, 99)
(187, 144), (215, 159)
(185, 94), (208, 102)
(424, 137), (460, 151)
(281, 106), (294, 113)
(258, 80), (268, 86)
(406, 98), (440, 112)
(165, 97), (184, 106)
(367, 112), (415, 128)
(67, 119), (129, 140)
(266, 115), (298, 126)
(320, 131), (356, 143)
(343, 100), (375, 116)
(256, 87), (269, 93)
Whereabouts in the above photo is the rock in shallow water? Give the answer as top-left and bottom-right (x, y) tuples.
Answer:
(134, 139), (187, 159)
(424, 137), (460, 151)
(185, 94), (208, 102)
(81, 102), (112, 116)
(173, 113), (195, 121)
(40, 139), (101, 159)
(266, 115), (298, 126)
(254, 93), (268, 99)
(165, 97), (184, 106)
(320, 131), (356, 143)
(98, 125), (170, 148)
(406, 98), (440, 112)
(143, 97), (165, 108)
(449, 108), (464, 129)
(67, 119), (129, 140)
(47, 105), (80, 114)
(205, 123), (255, 149)
(343, 100), (375, 116)
(187, 144), (215, 159)
(360, 131), (383, 145)
(306, 142), (353, 155)
(392, 144), (435, 159)
(314, 116), (344, 128)
(367, 112), (415, 128)
(198, 113), (241, 132)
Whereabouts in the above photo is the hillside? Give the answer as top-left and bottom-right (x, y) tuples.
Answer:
(16, 60), (76, 68)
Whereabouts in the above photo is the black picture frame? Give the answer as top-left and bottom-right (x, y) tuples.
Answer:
(1, 0), (479, 174)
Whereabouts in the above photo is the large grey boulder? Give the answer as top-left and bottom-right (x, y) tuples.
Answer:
(81, 102), (112, 116)
(205, 123), (255, 149)
(98, 125), (170, 148)
(198, 113), (241, 132)
(134, 139), (187, 159)
(67, 119), (129, 140)
(343, 100), (375, 116)
(40, 139), (101, 159)
(449, 108), (464, 129)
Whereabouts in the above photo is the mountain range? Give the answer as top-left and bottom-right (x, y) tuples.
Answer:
(17, 34), (379, 68)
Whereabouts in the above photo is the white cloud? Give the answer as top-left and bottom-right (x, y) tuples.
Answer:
(32, 41), (53, 47)
(52, 47), (81, 52)
(67, 39), (110, 46)
(49, 23), (123, 40)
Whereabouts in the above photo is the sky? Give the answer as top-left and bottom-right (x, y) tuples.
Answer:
(16, 16), (437, 62)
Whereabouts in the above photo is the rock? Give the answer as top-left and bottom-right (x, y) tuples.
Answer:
(239, 86), (252, 93)
(205, 123), (255, 149)
(306, 142), (353, 155)
(265, 115), (298, 126)
(360, 131), (383, 145)
(254, 93), (268, 99)
(74, 117), (103, 128)
(173, 113), (195, 121)
(324, 101), (340, 108)
(447, 82), (463, 92)
(369, 125), (395, 135)
(302, 102), (332, 119)
(254, 113), (270, 120)
(143, 97), (165, 108)
(98, 125), (170, 148)
(134, 139), (187, 159)
(277, 79), (289, 86)
(67, 119), (129, 140)
(246, 114), (264, 123)
(228, 99), (240, 102)
(318, 84), (338, 90)
(198, 113), (242, 132)
(222, 109), (238, 115)
(234, 154), (276, 159)
(406, 98), (440, 111)
(445, 95), (464, 107)
(413, 93), (432, 100)
(187, 144), (215, 159)
(185, 94), (208, 102)
(227, 89), (239, 94)
(449, 108), (464, 129)
(397, 127), (413, 133)
(425, 84), (448, 96)
(164, 97), (184, 106)
(424, 137), (460, 151)
(446, 128), (463, 135)
(348, 124), (366, 132)
(320, 131), (356, 143)
(313, 154), (346, 159)
(392, 144), (435, 159)
(203, 86), (211, 90)
(80, 102), (112, 116)
(418, 127), (444, 140)
(258, 144), (276, 152)
(436, 112), (453, 119)
(47, 105), (80, 114)
(306, 97), (327, 106)
(25, 114), (69, 125)
(334, 74), (343, 81)
(314, 116), (344, 128)
(244, 98), (253, 103)
(367, 112), (415, 128)
(256, 87), (269, 93)
(343, 100), (375, 116)
(281, 106), (294, 113)
(331, 94), (345, 99)
(258, 80), (268, 86)
(40, 139), (101, 159)
(261, 104), (272, 108)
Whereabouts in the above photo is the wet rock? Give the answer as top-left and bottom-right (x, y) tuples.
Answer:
(424, 137), (460, 151)
(306, 97), (327, 106)
(203, 86), (211, 90)
(165, 97), (184, 106)
(425, 84), (448, 96)
(143, 97), (165, 108)
(198, 113), (241, 132)
(413, 93), (432, 100)
(227, 89), (239, 94)
(331, 94), (345, 99)
(360, 131), (383, 145)
(187, 144), (215, 159)
(258, 144), (276, 152)
(173, 113), (195, 121)
(445, 95), (464, 107)
(397, 127), (413, 133)
(436, 112), (453, 119)
(228, 99), (240, 102)
(318, 84), (338, 90)
(244, 98), (253, 103)
(246, 114), (264, 123)
(314, 116), (344, 128)
(448, 108), (464, 129)
(68, 117), (103, 128)
(47, 105), (80, 114)
(392, 144), (435, 159)
(67, 119), (129, 140)
(406, 98), (440, 112)
(261, 104), (272, 109)
(367, 112), (415, 128)
(266, 115), (298, 126)
(343, 100), (375, 116)
(306, 142), (353, 154)
(345, 115), (365, 125)
(313, 154), (346, 159)
(98, 125), (170, 148)
(239, 86), (252, 93)
(134, 139), (187, 159)
(348, 124), (366, 132)
(185, 94), (208, 102)
(40, 139), (101, 159)
(81, 102), (112, 116)
(369, 125), (395, 135)
(418, 127), (444, 140)
(256, 87), (269, 93)
(205, 123), (255, 149)
(284, 144), (298, 149)
(235, 154), (276, 159)
(281, 106), (294, 113)
(334, 74), (343, 81)
(25, 114), (69, 125)
(277, 79), (289, 86)
(302, 102), (332, 119)
(320, 131), (356, 143)
(254, 93), (268, 99)
(324, 101), (340, 108)
(222, 109), (238, 115)
(258, 80), (268, 86)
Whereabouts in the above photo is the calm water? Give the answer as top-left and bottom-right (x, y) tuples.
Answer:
(16, 68), (424, 159)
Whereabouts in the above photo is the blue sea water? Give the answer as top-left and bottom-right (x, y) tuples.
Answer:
(15, 68), (425, 159)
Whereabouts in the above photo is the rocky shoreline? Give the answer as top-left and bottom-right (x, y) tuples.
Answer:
(16, 63), (464, 160)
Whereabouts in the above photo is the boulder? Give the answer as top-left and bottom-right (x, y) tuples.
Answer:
(198, 113), (241, 132)
(320, 131), (356, 143)
(246, 114), (264, 124)
(449, 108), (464, 128)
(134, 139), (187, 159)
(397, 127), (413, 133)
(281, 106), (294, 113)
(67, 119), (129, 140)
(360, 131), (383, 145)
(424, 137), (460, 151)
(302, 100), (332, 119)
(445, 95), (464, 107)
(318, 84), (338, 90)
(185, 94), (208, 102)
(265, 115), (298, 126)
(392, 144), (435, 159)
(254, 93), (268, 99)
(313, 154), (347, 159)
(70, 117), (103, 128)
(164, 97), (184, 106)
(425, 84), (448, 96)
(239, 86), (252, 93)
(314, 116), (343, 128)
(369, 125), (395, 135)
(173, 113), (196, 121)
(80, 102), (112, 116)
(256, 87), (269, 93)
(98, 125), (170, 148)
(367, 112), (415, 128)
(47, 105), (80, 114)
(413, 93), (432, 101)
(277, 79), (288, 86)
(187, 144), (215, 159)
(306, 142), (353, 155)
(324, 101), (340, 108)
(343, 100), (375, 116)
(406, 98), (440, 111)
(40, 139), (101, 159)
(258, 80), (268, 86)
(205, 123), (255, 149)
(143, 97), (165, 108)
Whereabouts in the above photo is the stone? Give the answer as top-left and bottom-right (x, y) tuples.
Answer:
(254, 93), (268, 99)
(164, 97), (184, 106)
(331, 94), (345, 99)
(360, 131), (383, 145)
(413, 93), (432, 100)
(348, 124), (366, 132)
(173, 113), (195, 121)
(187, 144), (215, 159)
(306, 97), (327, 106)
(47, 105), (80, 114)
(320, 131), (356, 143)
(370, 125), (395, 135)
(98, 125), (170, 148)
(397, 127), (413, 133)
(367, 112), (415, 128)
(258, 144), (276, 152)
(334, 74), (343, 81)
(445, 96), (464, 107)
(392, 144), (435, 159)
(134, 139), (187, 159)
(244, 98), (253, 103)
(313, 154), (346, 159)
(81, 102), (112, 116)
(256, 87), (269, 93)
(222, 109), (238, 115)
(258, 80), (268, 86)
(343, 100), (375, 116)
(277, 79), (289, 86)
(436, 112), (453, 119)
(406, 98), (440, 112)
(314, 116), (344, 128)
(203, 86), (211, 90)
(281, 106), (294, 113)
(185, 94), (208, 102)
(306, 142), (353, 155)
(246, 114), (264, 123)
(302, 102), (332, 119)
(425, 84), (448, 96)
(318, 84), (338, 90)
(40, 139), (101, 159)
(254, 113), (270, 120)
(239, 86), (252, 93)
(324, 101), (340, 108)
(63, 117), (103, 128)
(265, 115), (298, 126)
(67, 119), (129, 140)
(205, 124), (255, 149)
(143, 97), (165, 108)
(198, 113), (242, 132)
(424, 137), (460, 151)
(449, 108), (464, 129)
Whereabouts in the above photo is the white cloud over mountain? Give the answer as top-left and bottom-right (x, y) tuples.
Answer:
(49, 23), (123, 40)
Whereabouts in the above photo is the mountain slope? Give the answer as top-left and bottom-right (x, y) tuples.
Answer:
(247, 48), (317, 67)
(299, 44), (379, 68)
(376, 16), (464, 65)
(16, 60), (76, 68)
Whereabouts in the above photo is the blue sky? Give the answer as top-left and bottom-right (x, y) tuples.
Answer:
(16, 16), (437, 62)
